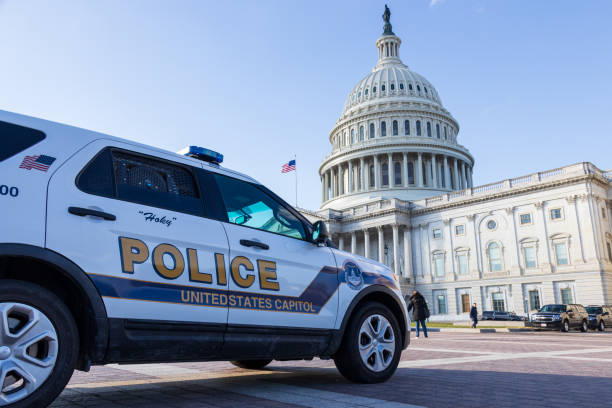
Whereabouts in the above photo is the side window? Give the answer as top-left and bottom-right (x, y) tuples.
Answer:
(213, 174), (307, 240)
(77, 148), (203, 216)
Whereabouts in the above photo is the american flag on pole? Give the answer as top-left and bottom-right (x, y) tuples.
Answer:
(281, 159), (296, 173)
(19, 155), (56, 172)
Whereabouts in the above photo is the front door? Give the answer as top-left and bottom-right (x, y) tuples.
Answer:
(46, 141), (230, 359)
(209, 173), (338, 357)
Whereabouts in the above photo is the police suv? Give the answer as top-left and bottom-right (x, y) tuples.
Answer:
(0, 110), (409, 407)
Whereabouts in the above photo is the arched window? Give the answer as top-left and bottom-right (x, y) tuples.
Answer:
(408, 84), (413, 90)
(365, 89), (368, 96)
(399, 83), (404, 90)
(404, 120), (410, 135)
(427, 122), (432, 137)
(381, 121), (387, 137)
(407, 162), (414, 184)
(369, 123), (375, 139)
(424, 86), (428, 93)
(394, 162), (401, 185)
(381, 84), (386, 92)
(358, 91), (361, 98)
(359, 126), (364, 141)
(351, 129), (355, 144)
(436, 124), (440, 138)
(343, 131), (347, 145)
(488, 243), (502, 272)
(416, 120), (421, 136)
(444, 126), (447, 140)
(381, 163), (389, 186)
(417, 85), (421, 92)
(369, 165), (375, 187)
(373, 86), (377, 93)
(391, 83), (395, 90)
(392, 120), (398, 136)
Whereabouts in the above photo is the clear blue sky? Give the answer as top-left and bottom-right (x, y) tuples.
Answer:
(1, 0), (611, 210)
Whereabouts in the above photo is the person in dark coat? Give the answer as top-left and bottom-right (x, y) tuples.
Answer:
(470, 303), (478, 328)
(407, 290), (429, 338)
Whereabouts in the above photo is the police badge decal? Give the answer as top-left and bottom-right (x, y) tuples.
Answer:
(343, 261), (364, 290)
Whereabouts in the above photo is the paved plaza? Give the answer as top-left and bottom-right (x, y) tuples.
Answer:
(53, 331), (612, 408)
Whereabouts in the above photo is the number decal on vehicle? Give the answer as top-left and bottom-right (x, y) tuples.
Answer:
(0, 185), (19, 197)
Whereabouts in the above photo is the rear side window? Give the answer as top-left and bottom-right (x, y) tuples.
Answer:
(77, 148), (204, 216)
(0, 120), (46, 162)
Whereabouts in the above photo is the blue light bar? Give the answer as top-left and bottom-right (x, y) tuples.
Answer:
(178, 146), (223, 165)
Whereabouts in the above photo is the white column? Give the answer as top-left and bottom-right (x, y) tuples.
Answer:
(348, 160), (353, 193)
(431, 154), (438, 188)
(392, 224), (400, 275)
(461, 161), (467, 189)
(403, 226), (413, 279)
(444, 156), (450, 189)
(359, 158), (365, 191)
(453, 158), (459, 190)
(402, 153), (408, 188)
(351, 231), (356, 254)
(374, 155), (380, 190)
(321, 174), (325, 203)
(330, 168), (336, 198)
(417, 153), (423, 187)
(364, 229), (370, 258)
(338, 235), (345, 251)
(323, 171), (329, 201)
(467, 166), (473, 188)
(388, 153), (393, 187)
(338, 164), (344, 196)
(377, 226), (385, 264)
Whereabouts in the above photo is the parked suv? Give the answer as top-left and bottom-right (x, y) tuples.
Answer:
(529, 304), (589, 332)
(585, 305), (612, 331)
(0, 111), (409, 407)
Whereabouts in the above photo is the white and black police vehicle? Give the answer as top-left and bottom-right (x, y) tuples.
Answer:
(0, 110), (409, 407)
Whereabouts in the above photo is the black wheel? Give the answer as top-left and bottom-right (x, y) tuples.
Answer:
(580, 320), (588, 332)
(0, 280), (79, 408)
(230, 360), (272, 370)
(599, 321), (605, 332)
(333, 302), (402, 383)
(561, 320), (570, 332)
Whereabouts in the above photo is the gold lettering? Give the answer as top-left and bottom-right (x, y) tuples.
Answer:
(230, 256), (255, 288)
(188, 248), (212, 283)
(119, 237), (149, 274)
(215, 253), (227, 285)
(152, 243), (184, 279)
(257, 260), (279, 291)
(181, 290), (189, 302)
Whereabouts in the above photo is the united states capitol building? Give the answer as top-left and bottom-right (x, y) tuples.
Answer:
(300, 8), (612, 320)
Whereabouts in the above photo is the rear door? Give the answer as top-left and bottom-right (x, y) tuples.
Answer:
(46, 141), (230, 359)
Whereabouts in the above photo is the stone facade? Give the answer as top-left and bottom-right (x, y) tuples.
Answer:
(300, 9), (612, 320)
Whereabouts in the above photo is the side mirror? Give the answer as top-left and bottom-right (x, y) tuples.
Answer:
(566, 309), (573, 314)
(311, 221), (329, 245)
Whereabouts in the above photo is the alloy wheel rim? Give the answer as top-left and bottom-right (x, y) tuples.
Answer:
(0, 303), (58, 406)
(358, 314), (395, 372)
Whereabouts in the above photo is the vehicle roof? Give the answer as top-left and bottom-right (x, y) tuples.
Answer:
(0, 109), (260, 185)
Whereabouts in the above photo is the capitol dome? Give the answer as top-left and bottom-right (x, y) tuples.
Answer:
(319, 8), (474, 210)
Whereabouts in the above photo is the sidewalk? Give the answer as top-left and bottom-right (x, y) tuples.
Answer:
(410, 327), (533, 333)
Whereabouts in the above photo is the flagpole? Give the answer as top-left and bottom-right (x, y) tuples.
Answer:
(294, 154), (298, 208)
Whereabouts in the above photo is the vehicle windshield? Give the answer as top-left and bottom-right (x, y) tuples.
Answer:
(585, 307), (602, 314)
(538, 305), (566, 313)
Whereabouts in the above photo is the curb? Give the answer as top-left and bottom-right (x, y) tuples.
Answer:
(410, 327), (534, 333)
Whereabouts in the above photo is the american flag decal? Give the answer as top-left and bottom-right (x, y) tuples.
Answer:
(19, 155), (56, 172)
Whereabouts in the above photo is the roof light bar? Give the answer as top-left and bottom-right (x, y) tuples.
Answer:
(178, 146), (223, 165)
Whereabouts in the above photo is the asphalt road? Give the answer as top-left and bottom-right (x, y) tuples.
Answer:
(52, 330), (612, 407)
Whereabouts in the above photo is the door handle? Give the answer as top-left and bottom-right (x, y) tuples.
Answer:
(239, 239), (269, 250)
(68, 206), (116, 221)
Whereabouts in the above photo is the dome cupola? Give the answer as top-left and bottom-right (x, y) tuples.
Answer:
(319, 6), (475, 210)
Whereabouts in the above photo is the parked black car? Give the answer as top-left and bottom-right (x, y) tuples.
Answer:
(585, 305), (612, 331)
(480, 311), (525, 321)
(528, 304), (589, 332)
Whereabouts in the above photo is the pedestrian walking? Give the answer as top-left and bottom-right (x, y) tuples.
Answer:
(407, 290), (429, 338)
(470, 303), (478, 328)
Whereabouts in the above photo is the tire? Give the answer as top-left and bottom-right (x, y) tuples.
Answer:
(599, 321), (605, 332)
(230, 360), (272, 370)
(561, 320), (570, 332)
(0, 280), (79, 408)
(333, 302), (402, 383)
(580, 320), (588, 332)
